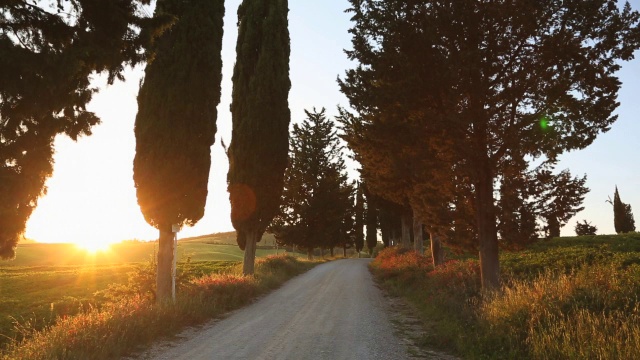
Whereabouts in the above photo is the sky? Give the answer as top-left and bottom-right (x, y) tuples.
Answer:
(25, 0), (640, 247)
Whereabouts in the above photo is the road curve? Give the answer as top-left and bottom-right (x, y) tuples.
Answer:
(143, 259), (412, 360)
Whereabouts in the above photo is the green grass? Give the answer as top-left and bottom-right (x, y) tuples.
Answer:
(370, 234), (640, 359)
(1, 254), (320, 359)
(0, 240), (284, 350)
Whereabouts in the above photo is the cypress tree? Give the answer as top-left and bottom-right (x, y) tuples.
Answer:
(228, 0), (291, 275)
(0, 1), (168, 259)
(133, 0), (224, 302)
(612, 186), (636, 233)
(363, 184), (379, 254)
(354, 183), (365, 255)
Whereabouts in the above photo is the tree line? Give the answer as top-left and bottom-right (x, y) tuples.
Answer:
(2, 0), (640, 303)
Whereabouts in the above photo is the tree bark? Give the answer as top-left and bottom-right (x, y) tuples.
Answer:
(307, 248), (314, 260)
(401, 212), (412, 248)
(330, 247), (334, 257)
(242, 230), (258, 275)
(476, 159), (500, 290)
(157, 225), (175, 303)
(343, 245), (347, 258)
(430, 233), (445, 267)
(413, 217), (424, 254)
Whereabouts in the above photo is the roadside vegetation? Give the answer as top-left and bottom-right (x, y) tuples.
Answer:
(1, 241), (320, 360)
(370, 234), (640, 359)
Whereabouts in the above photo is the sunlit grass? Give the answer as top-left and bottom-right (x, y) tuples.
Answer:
(370, 236), (640, 359)
(0, 255), (320, 360)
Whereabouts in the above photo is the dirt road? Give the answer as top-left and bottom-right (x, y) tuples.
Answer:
(139, 259), (414, 360)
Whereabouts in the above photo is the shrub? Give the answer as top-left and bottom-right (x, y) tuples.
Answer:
(575, 220), (597, 236)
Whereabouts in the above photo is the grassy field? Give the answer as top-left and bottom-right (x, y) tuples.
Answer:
(371, 233), (640, 359)
(0, 238), (283, 349)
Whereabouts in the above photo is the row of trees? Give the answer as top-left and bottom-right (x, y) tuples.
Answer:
(133, 0), (292, 301)
(338, 0), (640, 290)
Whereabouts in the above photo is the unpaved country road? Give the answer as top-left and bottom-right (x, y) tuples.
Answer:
(139, 259), (414, 360)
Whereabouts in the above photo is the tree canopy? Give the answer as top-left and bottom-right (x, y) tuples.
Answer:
(610, 186), (636, 233)
(133, 0), (224, 301)
(340, 0), (640, 289)
(270, 108), (353, 258)
(0, 0), (169, 259)
(227, 0), (290, 275)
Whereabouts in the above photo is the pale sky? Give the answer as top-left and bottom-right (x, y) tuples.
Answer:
(26, 0), (640, 246)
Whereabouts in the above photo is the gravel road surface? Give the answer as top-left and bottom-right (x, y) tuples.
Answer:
(140, 259), (413, 360)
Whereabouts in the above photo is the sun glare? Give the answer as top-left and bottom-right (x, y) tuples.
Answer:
(74, 239), (113, 253)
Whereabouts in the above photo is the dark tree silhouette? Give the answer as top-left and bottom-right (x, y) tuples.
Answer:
(0, 1), (168, 259)
(575, 220), (597, 236)
(341, 0), (640, 289)
(363, 184), (379, 254)
(610, 186), (636, 233)
(269, 108), (353, 260)
(227, 0), (291, 275)
(133, 0), (224, 302)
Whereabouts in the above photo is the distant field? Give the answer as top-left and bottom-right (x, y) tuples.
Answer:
(0, 236), (283, 347)
(3, 232), (280, 267)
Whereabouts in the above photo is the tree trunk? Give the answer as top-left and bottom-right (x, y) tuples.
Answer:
(330, 247), (334, 257)
(401, 212), (412, 248)
(242, 230), (258, 275)
(343, 245), (347, 258)
(430, 233), (445, 267)
(413, 217), (424, 254)
(320, 248), (325, 259)
(156, 225), (175, 303)
(307, 248), (313, 260)
(476, 160), (500, 290)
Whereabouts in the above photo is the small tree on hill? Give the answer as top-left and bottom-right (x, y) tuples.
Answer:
(133, 0), (224, 302)
(609, 186), (636, 234)
(575, 220), (597, 236)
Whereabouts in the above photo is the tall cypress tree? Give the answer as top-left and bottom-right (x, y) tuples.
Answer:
(0, 1), (168, 259)
(133, 0), (224, 302)
(354, 183), (365, 255)
(611, 186), (636, 233)
(228, 0), (291, 275)
(363, 184), (378, 254)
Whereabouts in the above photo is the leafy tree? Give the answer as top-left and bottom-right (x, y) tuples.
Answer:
(536, 169), (589, 238)
(609, 186), (636, 233)
(0, 0), (168, 259)
(227, 0), (291, 275)
(133, 0), (224, 302)
(575, 220), (598, 236)
(341, 0), (640, 289)
(269, 108), (353, 260)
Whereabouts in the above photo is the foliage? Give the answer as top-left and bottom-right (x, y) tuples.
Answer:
(363, 183), (379, 253)
(227, 0), (291, 259)
(133, 0), (224, 230)
(371, 235), (640, 358)
(269, 108), (353, 255)
(341, 0), (640, 289)
(1, 255), (316, 359)
(610, 186), (636, 233)
(0, 0), (170, 259)
(354, 183), (365, 253)
(575, 220), (598, 236)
